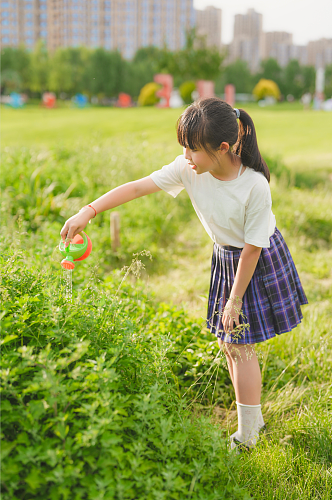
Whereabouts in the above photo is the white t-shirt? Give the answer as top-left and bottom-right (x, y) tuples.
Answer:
(150, 155), (276, 248)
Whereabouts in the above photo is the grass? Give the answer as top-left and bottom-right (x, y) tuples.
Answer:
(1, 104), (332, 499)
(2, 102), (332, 174)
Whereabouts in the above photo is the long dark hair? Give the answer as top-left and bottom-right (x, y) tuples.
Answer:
(177, 97), (270, 183)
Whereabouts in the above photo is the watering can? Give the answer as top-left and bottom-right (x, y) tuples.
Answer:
(59, 231), (92, 270)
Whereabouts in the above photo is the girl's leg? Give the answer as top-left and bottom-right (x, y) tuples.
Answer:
(217, 337), (235, 386)
(223, 343), (261, 405)
(219, 340), (265, 448)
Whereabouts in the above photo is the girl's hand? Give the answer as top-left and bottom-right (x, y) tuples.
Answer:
(222, 297), (242, 333)
(60, 208), (93, 244)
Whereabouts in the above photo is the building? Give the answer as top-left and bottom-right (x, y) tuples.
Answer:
(263, 31), (292, 67)
(195, 5), (221, 49)
(289, 44), (308, 66)
(0, 0), (196, 58)
(307, 38), (332, 68)
(229, 9), (264, 71)
(0, 0), (46, 49)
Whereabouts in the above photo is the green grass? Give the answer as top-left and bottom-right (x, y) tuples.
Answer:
(1, 105), (332, 499)
(2, 103), (332, 173)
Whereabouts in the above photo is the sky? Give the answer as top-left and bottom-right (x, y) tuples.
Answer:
(194, 0), (332, 46)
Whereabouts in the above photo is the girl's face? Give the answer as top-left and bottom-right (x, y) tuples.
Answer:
(183, 146), (222, 175)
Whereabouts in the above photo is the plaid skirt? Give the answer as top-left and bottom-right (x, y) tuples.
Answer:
(207, 227), (308, 344)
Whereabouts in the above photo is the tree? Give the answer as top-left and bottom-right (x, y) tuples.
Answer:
(324, 63), (332, 98)
(48, 47), (90, 96)
(259, 58), (282, 89)
(0, 46), (31, 92)
(283, 59), (304, 99)
(218, 59), (253, 93)
(123, 46), (163, 98)
(29, 40), (49, 94)
(83, 48), (125, 97)
(156, 29), (224, 84)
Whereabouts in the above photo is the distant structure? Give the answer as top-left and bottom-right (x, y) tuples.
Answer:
(225, 8), (332, 71)
(196, 5), (222, 49)
(0, 0), (196, 59)
(307, 38), (332, 68)
(228, 9), (264, 72)
(263, 32), (293, 67)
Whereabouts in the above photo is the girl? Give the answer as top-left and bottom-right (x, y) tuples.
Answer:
(60, 98), (308, 452)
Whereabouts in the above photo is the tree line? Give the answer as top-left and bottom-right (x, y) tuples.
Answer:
(218, 58), (332, 100)
(1, 31), (332, 101)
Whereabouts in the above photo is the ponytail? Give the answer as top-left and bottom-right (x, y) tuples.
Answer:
(234, 109), (270, 183)
(177, 98), (270, 183)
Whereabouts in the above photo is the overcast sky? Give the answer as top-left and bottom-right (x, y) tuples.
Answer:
(193, 0), (332, 46)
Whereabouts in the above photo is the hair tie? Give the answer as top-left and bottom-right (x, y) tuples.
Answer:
(234, 108), (240, 119)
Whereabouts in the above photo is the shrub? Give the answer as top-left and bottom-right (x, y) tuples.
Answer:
(253, 78), (281, 101)
(137, 82), (161, 106)
(0, 251), (249, 499)
(179, 81), (196, 104)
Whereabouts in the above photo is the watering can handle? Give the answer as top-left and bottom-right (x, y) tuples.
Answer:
(65, 231), (88, 252)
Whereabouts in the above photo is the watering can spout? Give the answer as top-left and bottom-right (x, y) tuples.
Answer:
(61, 256), (75, 270)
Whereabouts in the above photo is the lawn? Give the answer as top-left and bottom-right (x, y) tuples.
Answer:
(1, 103), (331, 499)
(2, 103), (332, 173)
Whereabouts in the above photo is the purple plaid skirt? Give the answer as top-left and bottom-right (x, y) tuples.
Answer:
(207, 227), (308, 344)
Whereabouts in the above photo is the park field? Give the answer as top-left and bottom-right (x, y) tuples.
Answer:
(2, 102), (332, 173)
(1, 104), (332, 499)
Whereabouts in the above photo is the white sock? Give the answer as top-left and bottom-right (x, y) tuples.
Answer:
(230, 402), (261, 449)
(258, 407), (265, 430)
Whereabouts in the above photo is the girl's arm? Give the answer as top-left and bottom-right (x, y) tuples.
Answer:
(60, 177), (161, 242)
(222, 243), (262, 332)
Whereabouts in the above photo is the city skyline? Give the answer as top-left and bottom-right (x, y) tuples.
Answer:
(194, 0), (332, 46)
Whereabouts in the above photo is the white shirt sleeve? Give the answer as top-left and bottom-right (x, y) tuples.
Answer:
(149, 155), (185, 198)
(244, 178), (273, 248)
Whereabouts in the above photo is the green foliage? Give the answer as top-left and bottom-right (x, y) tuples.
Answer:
(48, 47), (90, 95)
(218, 59), (253, 94)
(0, 46), (31, 91)
(325, 63), (332, 97)
(84, 48), (125, 97)
(29, 40), (49, 94)
(0, 141), (193, 270)
(256, 58), (283, 93)
(0, 251), (249, 500)
(1, 69), (22, 93)
(179, 81), (196, 104)
(0, 45), (320, 102)
(137, 82), (161, 106)
(167, 28), (225, 82)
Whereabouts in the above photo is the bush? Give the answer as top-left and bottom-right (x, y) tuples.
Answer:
(253, 78), (281, 101)
(137, 82), (161, 106)
(0, 251), (249, 500)
(179, 81), (196, 104)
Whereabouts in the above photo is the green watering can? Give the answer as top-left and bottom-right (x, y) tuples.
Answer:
(59, 231), (92, 270)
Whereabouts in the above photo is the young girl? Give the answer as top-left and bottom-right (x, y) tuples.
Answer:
(61, 98), (308, 452)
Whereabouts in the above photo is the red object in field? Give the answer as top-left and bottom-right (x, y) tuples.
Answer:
(42, 92), (56, 109)
(225, 84), (235, 107)
(118, 93), (132, 108)
(154, 74), (173, 108)
(197, 80), (215, 99)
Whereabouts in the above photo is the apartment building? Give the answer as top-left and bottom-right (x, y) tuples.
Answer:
(307, 38), (332, 67)
(229, 9), (264, 71)
(196, 5), (222, 49)
(0, 0), (195, 58)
